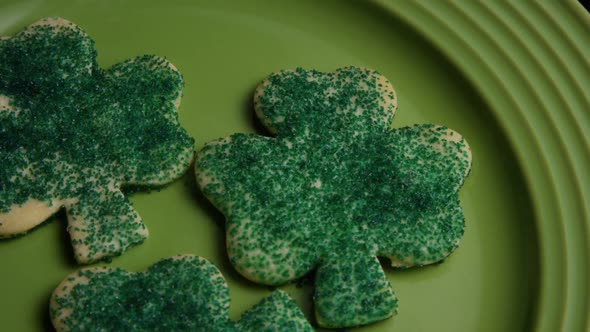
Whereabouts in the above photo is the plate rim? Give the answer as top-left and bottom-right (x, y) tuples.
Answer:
(377, 1), (590, 331)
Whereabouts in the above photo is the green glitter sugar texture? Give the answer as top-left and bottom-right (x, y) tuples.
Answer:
(195, 67), (472, 328)
(50, 255), (314, 332)
(0, 18), (194, 264)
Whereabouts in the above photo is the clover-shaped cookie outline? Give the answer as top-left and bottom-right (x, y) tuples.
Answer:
(195, 67), (472, 328)
(50, 254), (313, 332)
(0, 18), (194, 264)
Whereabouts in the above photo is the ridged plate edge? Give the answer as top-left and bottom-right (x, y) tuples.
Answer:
(376, 1), (590, 331)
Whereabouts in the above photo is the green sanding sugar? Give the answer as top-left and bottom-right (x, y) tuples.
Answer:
(50, 255), (314, 332)
(196, 67), (471, 327)
(0, 18), (194, 263)
(237, 291), (314, 332)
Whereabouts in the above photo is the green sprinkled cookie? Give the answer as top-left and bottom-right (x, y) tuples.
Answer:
(0, 18), (194, 263)
(195, 67), (471, 328)
(50, 255), (313, 332)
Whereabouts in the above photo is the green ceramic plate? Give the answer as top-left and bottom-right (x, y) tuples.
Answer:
(1, 1), (588, 331)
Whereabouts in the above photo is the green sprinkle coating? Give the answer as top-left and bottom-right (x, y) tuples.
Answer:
(237, 291), (314, 332)
(195, 67), (471, 328)
(50, 255), (313, 332)
(0, 18), (194, 263)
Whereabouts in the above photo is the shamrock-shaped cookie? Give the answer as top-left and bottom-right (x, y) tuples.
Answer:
(50, 255), (313, 332)
(195, 67), (471, 327)
(0, 18), (194, 263)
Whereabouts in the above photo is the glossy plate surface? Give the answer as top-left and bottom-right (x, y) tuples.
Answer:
(0, 1), (588, 331)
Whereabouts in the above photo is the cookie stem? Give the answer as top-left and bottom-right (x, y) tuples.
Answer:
(314, 253), (397, 328)
(66, 183), (147, 264)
